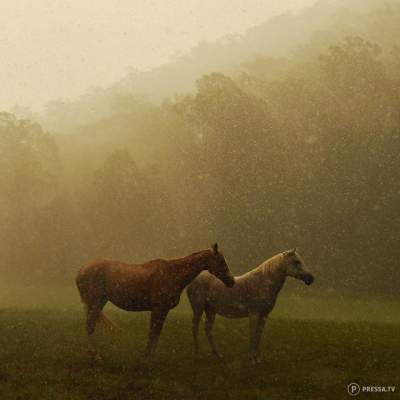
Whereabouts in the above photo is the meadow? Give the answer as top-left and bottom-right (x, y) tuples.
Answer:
(0, 291), (398, 400)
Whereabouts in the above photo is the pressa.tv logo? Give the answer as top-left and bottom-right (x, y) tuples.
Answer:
(347, 383), (396, 396)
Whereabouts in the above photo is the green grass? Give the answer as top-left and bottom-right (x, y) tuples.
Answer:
(0, 308), (399, 400)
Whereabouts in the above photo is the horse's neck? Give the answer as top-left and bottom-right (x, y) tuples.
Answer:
(248, 255), (287, 294)
(171, 251), (209, 289)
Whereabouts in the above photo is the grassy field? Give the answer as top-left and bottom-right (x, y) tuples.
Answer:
(0, 305), (399, 400)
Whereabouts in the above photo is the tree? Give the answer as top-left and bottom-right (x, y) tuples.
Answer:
(86, 149), (155, 259)
(0, 113), (60, 280)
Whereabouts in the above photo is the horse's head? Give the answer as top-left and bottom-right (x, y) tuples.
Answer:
(282, 248), (314, 285)
(207, 243), (235, 288)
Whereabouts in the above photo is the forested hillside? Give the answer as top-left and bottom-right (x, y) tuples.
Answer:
(1, 0), (399, 298)
(40, 0), (400, 133)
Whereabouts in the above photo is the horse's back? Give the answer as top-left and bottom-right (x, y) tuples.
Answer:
(76, 258), (162, 309)
(189, 272), (260, 318)
(76, 258), (163, 288)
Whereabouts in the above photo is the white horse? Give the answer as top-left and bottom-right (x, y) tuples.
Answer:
(187, 248), (314, 363)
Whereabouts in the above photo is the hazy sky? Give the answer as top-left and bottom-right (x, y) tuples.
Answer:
(0, 0), (317, 112)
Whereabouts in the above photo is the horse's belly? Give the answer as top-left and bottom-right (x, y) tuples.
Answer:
(107, 285), (153, 311)
(219, 309), (248, 318)
(109, 297), (152, 311)
(105, 268), (155, 311)
(215, 301), (249, 318)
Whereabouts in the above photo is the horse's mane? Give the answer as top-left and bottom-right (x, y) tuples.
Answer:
(259, 253), (284, 273)
(168, 248), (210, 262)
(189, 249), (209, 257)
(240, 253), (284, 279)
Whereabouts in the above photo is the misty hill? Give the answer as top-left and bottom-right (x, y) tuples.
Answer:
(41, 0), (400, 135)
(114, 0), (399, 100)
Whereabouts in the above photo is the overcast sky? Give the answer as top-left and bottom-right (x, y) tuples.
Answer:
(0, 0), (317, 111)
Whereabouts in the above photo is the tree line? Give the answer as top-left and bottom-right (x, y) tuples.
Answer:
(1, 36), (399, 298)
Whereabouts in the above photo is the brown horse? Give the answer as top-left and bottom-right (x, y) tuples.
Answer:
(76, 243), (234, 359)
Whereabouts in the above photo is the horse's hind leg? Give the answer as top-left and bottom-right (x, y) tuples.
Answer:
(86, 304), (104, 335)
(204, 306), (222, 359)
(192, 310), (203, 355)
(187, 281), (206, 355)
(76, 268), (108, 358)
(86, 304), (105, 360)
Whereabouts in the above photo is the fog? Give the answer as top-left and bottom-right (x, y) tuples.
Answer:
(0, 0), (399, 308)
(0, 0), (316, 112)
(1, 2), (399, 398)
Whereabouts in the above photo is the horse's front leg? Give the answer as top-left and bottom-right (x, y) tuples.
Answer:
(145, 307), (169, 357)
(249, 312), (267, 364)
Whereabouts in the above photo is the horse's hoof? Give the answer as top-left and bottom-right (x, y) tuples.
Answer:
(250, 356), (262, 365)
(112, 326), (126, 334)
(89, 352), (103, 365)
(140, 352), (153, 364)
(213, 352), (224, 361)
(139, 357), (153, 369)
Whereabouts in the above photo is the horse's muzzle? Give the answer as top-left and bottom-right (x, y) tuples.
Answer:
(303, 273), (314, 286)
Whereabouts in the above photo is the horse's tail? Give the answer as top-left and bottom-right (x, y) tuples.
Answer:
(75, 262), (123, 333)
(75, 265), (91, 305)
(98, 312), (124, 333)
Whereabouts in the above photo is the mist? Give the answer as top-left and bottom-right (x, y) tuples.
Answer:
(0, 0), (316, 112)
(0, 1), (399, 398)
(2, 0), (399, 295)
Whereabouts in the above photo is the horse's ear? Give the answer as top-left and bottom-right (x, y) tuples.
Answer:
(212, 243), (219, 254)
(283, 248), (297, 256)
